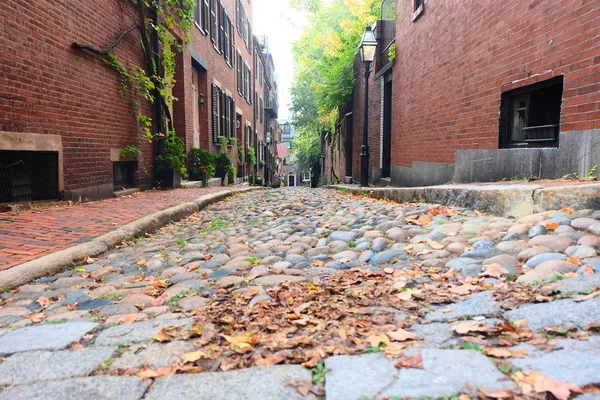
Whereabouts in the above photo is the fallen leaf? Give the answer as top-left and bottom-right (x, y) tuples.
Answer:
(483, 347), (512, 358)
(386, 328), (417, 342)
(394, 354), (424, 369)
(397, 291), (412, 301)
(182, 351), (209, 363)
(448, 284), (478, 295)
(560, 207), (574, 213)
(138, 367), (159, 379)
(481, 263), (509, 278)
(83, 256), (98, 265)
(187, 263), (200, 272)
(533, 374), (582, 399)
(545, 222), (559, 231)
(312, 260), (324, 267)
(153, 329), (172, 343)
(417, 215), (431, 227)
(566, 256), (581, 265)
(36, 297), (51, 307)
(253, 354), (285, 366)
(223, 332), (257, 354)
(582, 266), (595, 275)
(564, 272), (578, 279)
(453, 321), (489, 335)
(478, 388), (517, 398)
(339, 328), (347, 340)
(70, 343), (84, 350)
(118, 314), (139, 325)
(510, 348), (528, 358)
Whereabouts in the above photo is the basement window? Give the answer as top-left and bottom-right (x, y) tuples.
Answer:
(499, 76), (563, 149)
(113, 161), (138, 191)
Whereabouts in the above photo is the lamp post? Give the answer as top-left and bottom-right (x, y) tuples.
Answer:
(358, 26), (377, 187)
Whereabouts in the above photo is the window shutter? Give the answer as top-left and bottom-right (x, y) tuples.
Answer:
(237, 53), (242, 94)
(202, 0), (209, 32)
(231, 99), (236, 139)
(220, 90), (226, 139)
(194, 0), (200, 23)
(223, 12), (229, 61)
(210, 0), (216, 43)
(211, 85), (219, 143)
(248, 25), (252, 53)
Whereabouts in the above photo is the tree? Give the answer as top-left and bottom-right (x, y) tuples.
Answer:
(71, 0), (195, 181)
(289, 0), (378, 182)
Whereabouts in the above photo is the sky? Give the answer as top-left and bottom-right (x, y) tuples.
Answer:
(252, 0), (307, 121)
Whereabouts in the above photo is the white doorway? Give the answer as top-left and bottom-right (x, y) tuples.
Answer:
(288, 173), (296, 187)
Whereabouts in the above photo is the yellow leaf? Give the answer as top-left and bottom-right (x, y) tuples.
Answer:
(118, 314), (139, 325)
(153, 330), (172, 343)
(182, 351), (209, 363)
(339, 327), (347, 340)
(74, 267), (86, 273)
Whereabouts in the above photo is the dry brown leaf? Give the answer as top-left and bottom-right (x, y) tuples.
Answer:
(386, 328), (417, 342)
(182, 351), (209, 364)
(253, 354), (285, 366)
(312, 260), (324, 267)
(36, 297), (51, 308)
(118, 314), (139, 325)
(394, 353), (424, 369)
(510, 348), (528, 358)
(448, 284), (478, 295)
(397, 291), (412, 301)
(83, 256), (98, 265)
(223, 332), (257, 354)
(187, 263), (200, 272)
(478, 388), (517, 398)
(483, 347), (512, 358)
(481, 263), (509, 278)
(564, 272), (578, 279)
(426, 238), (445, 250)
(453, 321), (489, 335)
(339, 328), (347, 340)
(417, 215), (431, 227)
(533, 374), (582, 399)
(138, 367), (159, 379)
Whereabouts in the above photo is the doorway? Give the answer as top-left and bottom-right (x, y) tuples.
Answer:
(382, 76), (393, 178)
(288, 173), (296, 187)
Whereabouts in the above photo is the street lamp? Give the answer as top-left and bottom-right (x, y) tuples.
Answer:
(358, 26), (377, 187)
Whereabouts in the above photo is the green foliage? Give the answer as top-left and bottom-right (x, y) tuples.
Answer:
(227, 165), (236, 185)
(459, 342), (482, 352)
(362, 345), (384, 354)
(563, 165), (598, 181)
(247, 148), (257, 165)
(216, 136), (229, 150)
(215, 152), (232, 170)
(237, 145), (244, 164)
(175, 238), (186, 247)
(311, 363), (330, 384)
(388, 42), (396, 62)
(189, 148), (216, 183)
(156, 134), (187, 177)
(102, 53), (131, 94)
(120, 144), (142, 158)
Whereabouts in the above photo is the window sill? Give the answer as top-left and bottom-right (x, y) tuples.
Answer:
(412, 4), (424, 22)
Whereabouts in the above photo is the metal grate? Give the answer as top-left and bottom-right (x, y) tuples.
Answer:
(0, 151), (59, 203)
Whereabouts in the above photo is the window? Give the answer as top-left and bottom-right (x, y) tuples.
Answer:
(193, 0), (200, 25)
(499, 76), (563, 149)
(302, 172), (311, 182)
(259, 98), (263, 124)
(229, 17), (235, 65)
(254, 92), (258, 119)
(210, 0), (217, 44)
(218, 1), (225, 53)
(415, 0), (424, 9)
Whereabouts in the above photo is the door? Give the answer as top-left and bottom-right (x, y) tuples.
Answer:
(382, 77), (392, 178)
(288, 174), (295, 187)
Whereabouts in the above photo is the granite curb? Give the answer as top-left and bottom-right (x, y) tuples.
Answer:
(328, 183), (600, 218)
(0, 186), (265, 290)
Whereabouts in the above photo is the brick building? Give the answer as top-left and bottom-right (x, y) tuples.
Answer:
(0, 0), (279, 203)
(333, 0), (600, 186)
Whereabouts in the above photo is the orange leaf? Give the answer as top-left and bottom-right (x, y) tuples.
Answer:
(533, 374), (582, 399)
(483, 347), (512, 358)
(583, 266), (595, 275)
(481, 263), (509, 278)
(386, 328), (417, 342)
(394, 354), (424, 369)
(453, 321), (488, 335)
(566, 256), (581, 265)
(560, 207), (574, 213)
(417, 215), (431, 227)
(339, 328), (347, 340)
(545, 222), (559, 231)
(448, 284), (478, 295)
(118, 314), (139, 325)
(312, 260), (324, 267)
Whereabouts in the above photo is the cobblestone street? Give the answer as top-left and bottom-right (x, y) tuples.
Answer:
(0, 187), (599, 399)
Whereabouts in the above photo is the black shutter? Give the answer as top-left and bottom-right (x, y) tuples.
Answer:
(224, 13), (229, 61)
(237, 52), (242, 94)
(194, 0), (200, 24)
(211, 85), (219, 143)
(231, 99), (236, 139)
(202, 0), (209, 32)
(210, 0), (216, 44)
(220, 90), (226, 140)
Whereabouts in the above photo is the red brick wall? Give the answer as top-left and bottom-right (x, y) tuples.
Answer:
(181, 0), (255, 158)
(0, 0), (152, 192)
(391, 0), (600, 168)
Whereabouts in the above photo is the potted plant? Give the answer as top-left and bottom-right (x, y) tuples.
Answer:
(214, 152), (232, 186)
(188, 148), (215, 187)
(227, 165), (236, 186)
(156, 134), (187, 188)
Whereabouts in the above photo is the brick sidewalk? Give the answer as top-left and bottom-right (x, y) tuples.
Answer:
(0, 186), (240, 271)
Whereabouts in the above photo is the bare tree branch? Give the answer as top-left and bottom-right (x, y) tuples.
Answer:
(71, 24), (140, 56)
